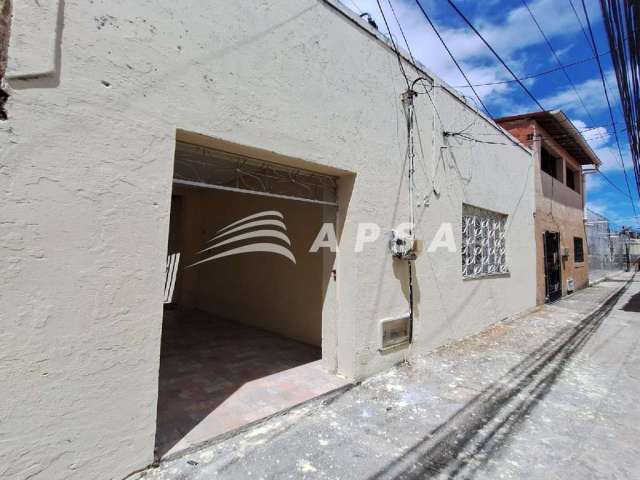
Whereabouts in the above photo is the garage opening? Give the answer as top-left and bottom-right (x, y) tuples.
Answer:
(155, 138), (348, 458)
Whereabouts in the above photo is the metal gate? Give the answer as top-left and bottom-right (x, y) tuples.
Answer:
(543, 231), (562, 303)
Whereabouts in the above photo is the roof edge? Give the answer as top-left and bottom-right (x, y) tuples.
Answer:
(496, 111), (602, 166)
(320, 0), (531, 156)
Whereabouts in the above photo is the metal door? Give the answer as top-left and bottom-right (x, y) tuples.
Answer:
(543, 231), (562, 302)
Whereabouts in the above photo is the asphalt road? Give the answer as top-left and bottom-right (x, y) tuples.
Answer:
(135, 273), (639, 480)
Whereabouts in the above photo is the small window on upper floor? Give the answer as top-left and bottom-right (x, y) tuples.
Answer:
(541, 146), (561, 180)
(566, 165), (580, 193)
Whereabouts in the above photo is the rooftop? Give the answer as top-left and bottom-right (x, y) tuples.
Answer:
(497, 110), (601, 166)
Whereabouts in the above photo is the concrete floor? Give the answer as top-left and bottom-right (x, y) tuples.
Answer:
(154, 309), (348, 459)
(140, 273), (639, 479)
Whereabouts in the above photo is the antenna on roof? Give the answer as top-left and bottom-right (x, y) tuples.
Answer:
(359, 12), (378, 30)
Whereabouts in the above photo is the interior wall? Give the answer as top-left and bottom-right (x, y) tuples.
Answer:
(172, 185), (331, 347)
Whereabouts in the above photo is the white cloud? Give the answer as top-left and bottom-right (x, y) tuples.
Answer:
(540, 70), (618, 115)
(586, 200), (609, 216)
(585, 173), (603, 193)
(346, 0), (602, 111)
(572, 119), (610, 148)
(592, 145), (633, 172)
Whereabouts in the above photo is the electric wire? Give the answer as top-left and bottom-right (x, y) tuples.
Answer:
(382, 1), (616, 140)
(569, 0), (596, 54)
(599, 0), (640, 201)
(596, 168), (634, 200)
(413, 0), (493, 118)
(521, 0), (596, 125)
(375, 0), (411, 89)
(441, 0), (616, 144)
(446, 0), (546, 111)
(442, 0), (638, 216)
(453, 49), (611, 88)
(580, 0), (638, 218)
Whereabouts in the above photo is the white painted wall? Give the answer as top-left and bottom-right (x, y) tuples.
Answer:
(0, 1), (536, 478)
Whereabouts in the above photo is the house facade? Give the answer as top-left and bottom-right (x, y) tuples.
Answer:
(1, 1), (536, 479)
(497, 111), (600, 304)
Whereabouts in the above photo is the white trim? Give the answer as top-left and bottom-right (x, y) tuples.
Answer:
(173, 179), (339, 207)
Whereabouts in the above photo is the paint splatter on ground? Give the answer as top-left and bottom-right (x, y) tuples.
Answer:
(133, 274), (640, 480)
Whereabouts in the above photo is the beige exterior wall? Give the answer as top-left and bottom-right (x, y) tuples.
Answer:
(0, 1), (536, 479)
(534, 122), (590, 303)
(500, 119), (589, 304)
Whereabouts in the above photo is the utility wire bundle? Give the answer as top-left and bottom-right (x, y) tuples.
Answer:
(599, 0), (640, 201)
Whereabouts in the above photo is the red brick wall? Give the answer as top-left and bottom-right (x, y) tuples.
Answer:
(497, 119), (534, 149)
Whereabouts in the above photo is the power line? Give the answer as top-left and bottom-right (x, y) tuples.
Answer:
(595, 168), (634, 200)
(375, 0), (411, 89)
(569, 0), (596, 54)
(413, 0), (493, 118)
(444, 1), (618, 136)
(521, 0), (596, 125)
(453, 49), (611, 88)
(599, 0), (640, 202)
(440, 0), (636, 213)
(580, 0), (638, 217)
(379, 1), (619, 137)
(446, 0), (546, 111)
(387, 0), (418, 71)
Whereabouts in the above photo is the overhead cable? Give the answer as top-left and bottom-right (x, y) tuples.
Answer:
(580, 0), (638, 217)
(446, 0), (546, 111)
(413, 0), (493, 118)
(521, 0), (596, 124)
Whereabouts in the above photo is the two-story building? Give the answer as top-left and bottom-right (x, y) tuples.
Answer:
(497, 111), (600, 304)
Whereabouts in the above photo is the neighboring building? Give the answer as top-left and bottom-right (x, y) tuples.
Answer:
(1, 1), (536, 479)
(497, 111), (600, 304)
(585, 208), (634, 281)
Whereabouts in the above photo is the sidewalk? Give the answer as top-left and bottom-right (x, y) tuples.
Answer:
(134, 273), (639, 480)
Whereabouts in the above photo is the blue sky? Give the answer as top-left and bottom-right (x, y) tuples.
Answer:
(344, 0), (639, 229)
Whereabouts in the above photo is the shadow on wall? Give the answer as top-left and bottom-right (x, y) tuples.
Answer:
(367, 277), (631, 479)
(392, 259), (421, 322)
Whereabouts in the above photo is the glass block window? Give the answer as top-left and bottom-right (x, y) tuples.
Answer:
(462, 205), (508, 278)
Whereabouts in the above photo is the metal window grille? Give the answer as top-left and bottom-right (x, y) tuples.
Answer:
(173, 141), (338, 206)
(462, 205), (508, 278)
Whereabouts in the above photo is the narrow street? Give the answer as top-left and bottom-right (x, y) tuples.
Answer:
(135, 273), (640, 480)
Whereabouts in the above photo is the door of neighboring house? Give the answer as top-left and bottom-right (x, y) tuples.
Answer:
(543, 231), (562, 302)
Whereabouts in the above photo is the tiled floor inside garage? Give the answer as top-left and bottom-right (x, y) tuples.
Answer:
(154, 309), (348, 458)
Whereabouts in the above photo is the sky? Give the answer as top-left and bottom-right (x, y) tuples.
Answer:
(343, 0), (639, 229)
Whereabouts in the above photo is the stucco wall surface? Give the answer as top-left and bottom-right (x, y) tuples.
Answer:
(0, 1), (535, 479)
(532, 122), (589, 303)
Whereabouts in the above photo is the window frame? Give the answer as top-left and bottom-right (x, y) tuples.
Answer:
(462, 205), (509, 280)
(541, 146), (561, 180)
(573, 236), (585, 263)
(566, 165), (580, 193)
